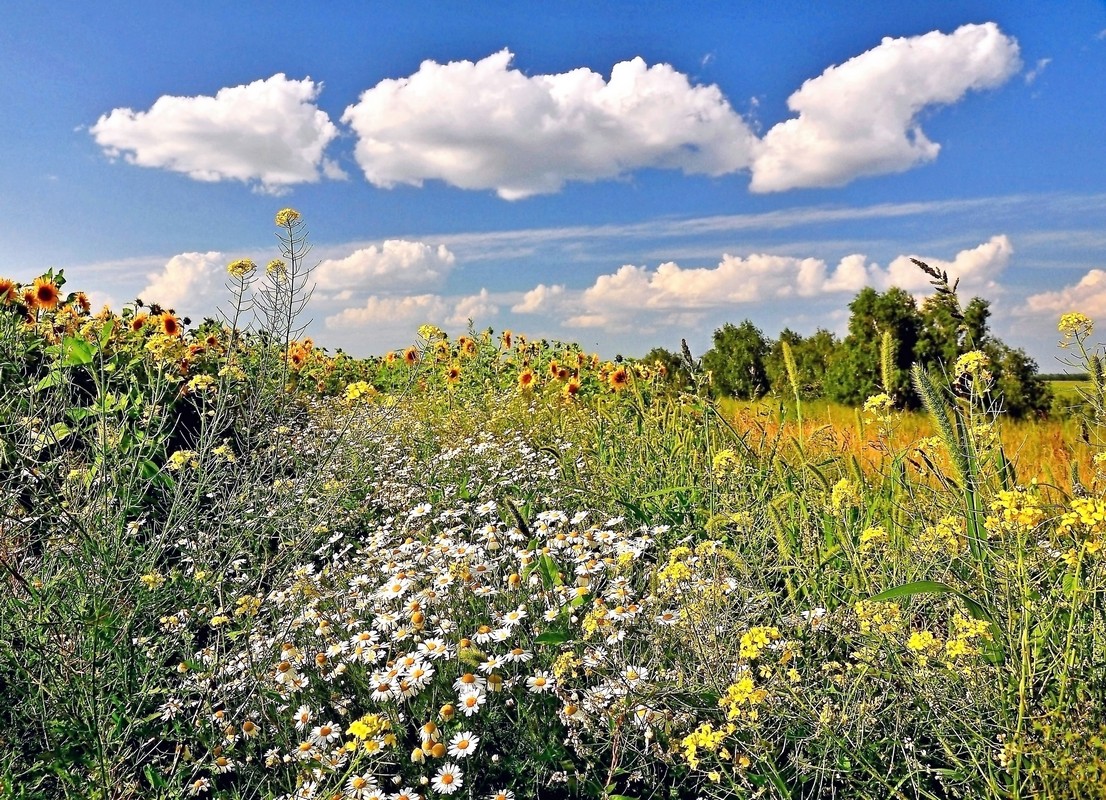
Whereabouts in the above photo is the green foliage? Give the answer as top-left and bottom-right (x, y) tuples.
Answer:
(702, 320), (770, 400)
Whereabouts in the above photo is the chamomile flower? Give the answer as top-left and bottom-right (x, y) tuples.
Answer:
(431, 763), (463, 794)
(447, 731), (480, 759)
(526, 671), (555, 693)
(457, 690), (486, 716)
(310, 721), (341, 746)
(345, 774), (379, 799)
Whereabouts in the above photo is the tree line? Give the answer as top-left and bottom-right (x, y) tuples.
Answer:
(642, 286), (1053, 418)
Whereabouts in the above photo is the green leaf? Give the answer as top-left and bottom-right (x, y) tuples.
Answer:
(61, 336), (94, 367)
(99, 319), (116, 349)
(535, 628), (570, 646)
(35, 371), (62, 391)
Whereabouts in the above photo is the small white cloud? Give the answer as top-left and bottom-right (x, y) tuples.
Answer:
(750, 23), (1021, 192)
(325, 294), (449, 328)
(1024, 57), (1052, 84)
(324, 287), (501, 332)
(1023, 269), (1106, 317)
(871, 234), (1013, 293)
(341, 49), (757, 199)
(140, 251), (225, 316)
(315, 241), (456, 290)
(512, 283), (566, 313)
(447, 288), (498, 326)
(91, 74), (342, 193)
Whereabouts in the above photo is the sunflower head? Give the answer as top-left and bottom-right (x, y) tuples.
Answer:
(0, 278), (17, 305)
(130, 313), (149, 333)
(608, 367), (630, 392)
(563, 377), (582, 398)
(446, 363), (462, 385)
(403, 346), (420, 367)
(517, 368), (536, 391)
(33, 277), (60, 310)
(158, 312), (181, 337)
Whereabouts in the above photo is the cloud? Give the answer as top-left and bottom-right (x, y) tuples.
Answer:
(554, 235), (1012, 330)
(1024, 57), (1052, 84)
(750, 23), (1021, 192)
(326, 294), (449, 328)
(869, 234), (1013, 293)
(1023, 269), (1106, 317)
(563, 252), (870, 330)
(91, 74), (343, 193)
(513, 283), (566, 313)
(447, 288), (499, 326)
(341, 49), (757, 199)
(325, 289), (500, 331)
(315, 241), (456, 290)
(140, 251), (225, 315)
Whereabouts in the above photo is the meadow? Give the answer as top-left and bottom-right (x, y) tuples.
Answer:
(1, 211), (1104, 800)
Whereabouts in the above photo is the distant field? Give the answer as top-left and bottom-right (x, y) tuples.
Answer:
(719, 394), (1096, 489)
(1049, 379), (1092, 404)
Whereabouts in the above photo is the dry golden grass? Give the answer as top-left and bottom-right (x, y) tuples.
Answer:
(720, 397), (1095, 490)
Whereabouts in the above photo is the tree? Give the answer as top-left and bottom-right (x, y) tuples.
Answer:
(826, 287), (922, 407)
(765, 328), (839, 398)
(702, 321), (770, 400)
(638, 346), (692, 390)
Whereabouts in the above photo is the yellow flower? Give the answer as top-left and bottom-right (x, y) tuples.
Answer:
(739, 626), (780, 660)
(954, 350), (991, 380)
(830, 478), (860, 510)
(139, 571), (165, 590)
(1058, 312), (1093, 338)
(266, 259), (287, 279)
(863, 393), (894, 418)
(275, 208), (301, 227)
(226, 259), (257, 278)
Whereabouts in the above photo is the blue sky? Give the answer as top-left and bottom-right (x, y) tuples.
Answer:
(3, 1), (1106, 368)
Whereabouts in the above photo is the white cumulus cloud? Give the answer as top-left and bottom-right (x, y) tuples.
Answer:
(326, 294), (449, 328)
(315, 241), (456, 290)
(91, 74), (343, 193)
(341, 49), (757, 199)
(512, 283), (566, 313)
(1023, 269), (1106, 317)
(447, 288), (498, 326)
(869, 234), (1013, 293)
(750, 23), (1021, 192)
(556, 235), (1012, 330)
(140, 251), (225, 316)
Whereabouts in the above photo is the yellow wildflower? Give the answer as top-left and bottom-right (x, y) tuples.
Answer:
(1058, 312), (1093, 339)
(275, 208), (301, 227)
(226, 259), (256, 278)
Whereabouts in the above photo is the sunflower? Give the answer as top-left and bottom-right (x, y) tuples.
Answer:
(72, 292), (91, 314)
(21, 286), (37, 310)
(434, 339), (451, 362)
(563, 377), (582, 398)
(403, 346), (420, 367)
(288, 344), (308, 369)
(517, 368), (536, 391)
(158, 312), (181, 337)
(384, 350), (398, 366)
(33, 277), (60, 310)
(130, 313), (149, 332)
(608, 366), (630, 392)
(445, 363), (462, 386)
(500, 330), (512, 350)
(0, 278), (16, 305)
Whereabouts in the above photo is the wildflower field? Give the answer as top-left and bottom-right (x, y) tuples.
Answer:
(2, 212), (1105, 800)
